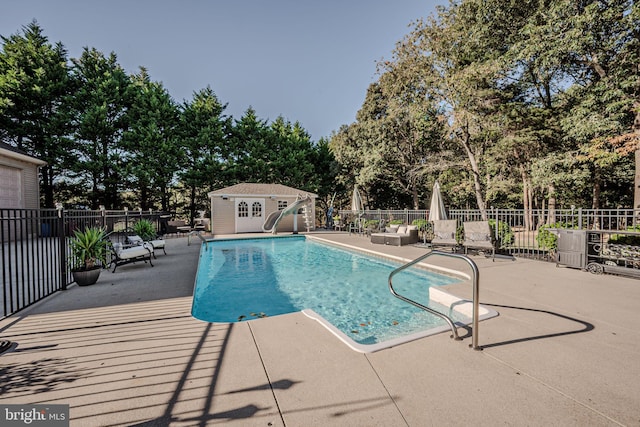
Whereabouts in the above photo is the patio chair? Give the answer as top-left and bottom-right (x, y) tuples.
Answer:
(126, 234), (167, 258)
(463, 220), (495, 261)
(431, 219), (459, 251)
(109, 242), (154, 272)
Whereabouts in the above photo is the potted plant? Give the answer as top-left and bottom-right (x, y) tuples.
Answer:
(69, 227), (109, 286)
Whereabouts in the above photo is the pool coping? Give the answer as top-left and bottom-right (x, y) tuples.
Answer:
(306, 234), (471, 281)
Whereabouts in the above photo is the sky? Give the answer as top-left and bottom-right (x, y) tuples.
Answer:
(1, 0), (442, 141)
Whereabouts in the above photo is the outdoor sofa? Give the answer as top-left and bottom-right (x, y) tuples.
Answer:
(370, 224), (419, 246)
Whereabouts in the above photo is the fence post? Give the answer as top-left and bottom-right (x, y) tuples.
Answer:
(58, 207), (68, 291)
(578, 208), (583, 229)
(100, 205), (106, 229)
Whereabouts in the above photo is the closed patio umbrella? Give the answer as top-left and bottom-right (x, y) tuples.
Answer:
(351, 185), (364, 214)
(428, 181), (447, 221)
(351, 185), (364, 233)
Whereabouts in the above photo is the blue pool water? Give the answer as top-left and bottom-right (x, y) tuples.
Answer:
(192, 236), (463, 347)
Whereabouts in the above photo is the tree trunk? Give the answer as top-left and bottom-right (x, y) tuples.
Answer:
(91, 176), (99, 210)
(547, 183), (557, 225)
(633, 104), (640, 212)
(189, 185), (197, 225)
(592, 166), (601, 210)
(160, 184), (169, 211)
(635, 148), (640, 209)
(519, 164), (532, 231)
(140, 187), (148, 211)
(459, 134), (487, 220)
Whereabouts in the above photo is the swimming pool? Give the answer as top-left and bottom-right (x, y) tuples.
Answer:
(192, 236), (492, 352)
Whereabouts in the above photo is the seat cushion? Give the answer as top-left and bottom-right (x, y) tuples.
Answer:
(435, 231), (454, 240)
(116, 244), (151, 260)
(127, 235), (144, 245)
(149, 239), (165, 249)
(468, 232), (490, 242)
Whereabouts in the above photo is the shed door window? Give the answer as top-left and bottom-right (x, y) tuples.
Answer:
(238, 201), (248, 217)
(252, 201), (262, 217)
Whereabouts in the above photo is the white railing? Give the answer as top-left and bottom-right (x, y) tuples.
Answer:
(336, 207), (640, 260)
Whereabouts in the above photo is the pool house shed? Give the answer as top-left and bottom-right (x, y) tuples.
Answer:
(0, 141), (46, 209)
(208, 183), (317, 234)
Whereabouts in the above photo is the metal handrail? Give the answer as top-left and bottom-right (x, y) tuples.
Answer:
(388, 250), (481, 350)
(188, 230), (211, 250)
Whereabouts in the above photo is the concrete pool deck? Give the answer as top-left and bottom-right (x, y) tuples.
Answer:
(1, 232), (639, 426)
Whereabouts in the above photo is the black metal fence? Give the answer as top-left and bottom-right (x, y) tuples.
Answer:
(1, 208), (164, 319)
(4, 206), (639, 319)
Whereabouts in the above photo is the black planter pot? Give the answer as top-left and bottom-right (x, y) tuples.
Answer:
(72, 267), (102, 286)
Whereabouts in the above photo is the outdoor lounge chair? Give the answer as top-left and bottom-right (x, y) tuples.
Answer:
(431, 219), (459, 251)
(463, 220), (495, 261)
(126, 234), (167, 257)
(109, 242), (154, 272)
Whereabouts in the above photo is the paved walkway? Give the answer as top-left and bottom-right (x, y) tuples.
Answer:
(1, 232), (639, 426)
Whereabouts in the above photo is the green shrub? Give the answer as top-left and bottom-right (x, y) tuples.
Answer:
(133, 219), (156, 241)
(488, 219), (514, 249)
(363, 219), (380, 230)
(610, 226), (640, 245)
(411, 219), (431, 231)
(456, 224), (465, 244)
(609, 234), (640, 245)
(536, 222), (571, 251)
(412, 219), (433, 241)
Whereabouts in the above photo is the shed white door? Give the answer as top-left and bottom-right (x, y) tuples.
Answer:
(0, 165), (22, 208)
(235, 198), (265, 233)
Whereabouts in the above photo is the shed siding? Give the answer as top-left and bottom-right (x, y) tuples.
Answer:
(0, 164), (21, 208)
(1, 155), (42, 209)
(211, 197), (236, 234)
(22, 164), (40, 209)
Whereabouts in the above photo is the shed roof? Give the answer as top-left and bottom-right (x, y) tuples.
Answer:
(208, 183), (317, 198)
(0, 141), (47, 166)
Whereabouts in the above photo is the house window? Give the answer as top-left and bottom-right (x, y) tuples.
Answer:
(252, 201), (262, 217)
(238, 201), (248, 217)
(278, 200), (288, 210)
